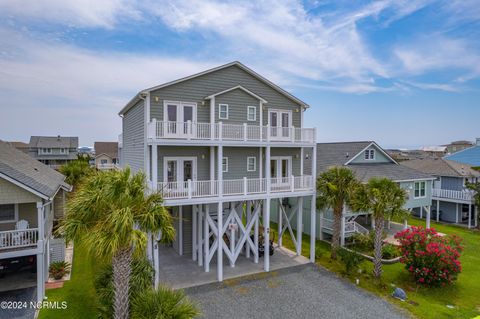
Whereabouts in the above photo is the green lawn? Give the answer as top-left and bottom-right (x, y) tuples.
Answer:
(39, 244), (97, 319)
(272, 218), (480, 319)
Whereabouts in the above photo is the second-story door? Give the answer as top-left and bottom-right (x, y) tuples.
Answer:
(164, 102), (197, 138)
(270, 156), (292, 190)
(268, 109), (292, 141)
(164, 157), (197, 186)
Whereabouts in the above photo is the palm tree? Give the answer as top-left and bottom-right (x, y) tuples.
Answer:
(60, 167), (175, 319)
(351, 178), (407, 279)
(316, 167), (360, 259)
(59, 158), (95, 187)
(131, 286), (200, 319)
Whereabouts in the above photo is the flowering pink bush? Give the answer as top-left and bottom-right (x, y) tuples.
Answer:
(394, 226), (463, 286)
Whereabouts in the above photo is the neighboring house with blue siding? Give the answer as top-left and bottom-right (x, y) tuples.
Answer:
(274, 141), (435, 246)
(444, 138), (480, 167)
(119, 61), (317, 285)
(401, 158), (478, 228)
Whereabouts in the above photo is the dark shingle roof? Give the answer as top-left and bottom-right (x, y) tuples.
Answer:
(29, 136), (79, 149)
(316, 141), (433, 182)
(401, 158), (480, 178)
(94, 142), (118, 159)
(0, 140), (71, 198)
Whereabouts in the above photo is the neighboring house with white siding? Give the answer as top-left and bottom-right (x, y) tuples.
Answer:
(119, 61), (317, 285)
(401, 158), (478, 228)
(29, 136), (79, 169)
(0, 140), (71, 302)
(94, 141), (119, 170)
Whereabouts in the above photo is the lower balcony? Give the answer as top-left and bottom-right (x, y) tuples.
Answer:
(157, 175), (314, 204)
(432, 188), (474, 202)
(0, 228), (39, 251)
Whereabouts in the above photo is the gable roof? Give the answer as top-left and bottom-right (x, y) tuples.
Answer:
(29, 136), (79, 149)
(205, 85), (268, 103)
(316, 141), (433, 183)
(401, 158), (480, 178)
(119, 61), (309, 115)
(94, 142), (118, 159)
(0, 140), (71, 199)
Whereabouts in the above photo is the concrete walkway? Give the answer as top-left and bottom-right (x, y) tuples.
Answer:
(186, 264), (408, 319)
(158, 245), (309, 289)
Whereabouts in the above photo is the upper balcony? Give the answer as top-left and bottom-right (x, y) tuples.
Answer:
(432, 188), (475, 203)
(147, 120), (316, 146)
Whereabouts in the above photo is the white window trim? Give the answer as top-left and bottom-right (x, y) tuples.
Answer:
(247, 106), (256, 121)
(162, 156), (198, 183)
(219, 104), (229, 120)
(364, 149), (375, 160)
(222, 157), (229, 173)
(247, 157), (256, 172)
(163, 100), (198, 123)
(0, 203), (19, 224)
(414, 181), (426, 199)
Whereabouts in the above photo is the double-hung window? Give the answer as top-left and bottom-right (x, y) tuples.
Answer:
(222, 157), (228, 173)
(247, 157), (256, 171)
(219, 104), (229, 120)
(0, 204), (16, 223)
(364, 149), (375, 160)
(414, 181), (426, 198)
(247, 106), (256, 121)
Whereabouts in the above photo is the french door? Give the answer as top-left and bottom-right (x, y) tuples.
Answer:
(164, 101), (196, 138)
(270, 157), (292, 191)
(269, 109), (292, 140)
(164, 157), (197, 185)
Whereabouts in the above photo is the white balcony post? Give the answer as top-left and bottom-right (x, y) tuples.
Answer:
(436, 200), (440, 222)
(310, 194), (316, 262)
(217, 201), (223, 281)
(474, 205), (478, 228)
(36, 252), (45, 303)
(37, 202), (44, 240)
(259, 147), (263, 179)
(426, 206), (431, 229)
(291, 125), (295, 142)
(198, 205), (203, 267)
(219, 122), (223, 141)
(468, 204), (472, 229)
(278, 199), (282, 247)
(243, 177), (247, 196)
(150, 118), (157, 139)
(204, 204), (210, 272)
(263, 198), (270, 272)
(291, 175), (295, 192)
(297, 197), (303, 256)
(455, 203), (459, 223)
(187, 120), (192, 140)
(210, 146), (215, 195)
(188, 179), (192, 199)
(266, 146), (271, 194)
(218, 146), (223, 197)
(152, 145), (158, 191)
(192, 205), (197, 261)
(300, 147), (304, 175)
(243, 123), (247, 141)
(266, 124), (270, 142)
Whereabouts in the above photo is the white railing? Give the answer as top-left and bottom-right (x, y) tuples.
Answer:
(157, 175), (314, 200)
(321, 218), (369, 235)
(0, 229), (39, 250)
(432, 188), (474, 201)
(147, 120), (315, 144)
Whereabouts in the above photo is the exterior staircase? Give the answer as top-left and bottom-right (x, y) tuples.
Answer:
(321, 215), (369, 238)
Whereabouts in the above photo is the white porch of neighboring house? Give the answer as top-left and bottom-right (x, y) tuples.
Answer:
(431, 188), (477, 228)
(0, 200), (54, 302)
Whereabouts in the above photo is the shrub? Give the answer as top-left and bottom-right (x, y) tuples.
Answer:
(382, 244), (400, 259)
(337, 248), (363, 274)
(394, 226), (463, 286)
(49, 261), (71, 280)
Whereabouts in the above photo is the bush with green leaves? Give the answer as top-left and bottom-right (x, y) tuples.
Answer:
(59, 159), (95, 187)
(337, 248), (363, 274)
(49, 261), (71, 280)
(382, 244), (400, 259)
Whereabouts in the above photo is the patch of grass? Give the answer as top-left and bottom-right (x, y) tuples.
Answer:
(39, 244), (97, 319)
(271, 218), (480, 319)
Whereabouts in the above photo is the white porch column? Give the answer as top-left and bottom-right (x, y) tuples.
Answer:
(204, 204), (210, 272)
(436, 200), (440, 222)
(297, 197), (303, 256)
(217, 201), (223, 281)
(151, 145), (158, 190)
(300, 147), (304, 175)
(468, 204), (472, 229)
(37, 202), (44, 241)
(310, 195), (316, 262)
(192, 205), (197, 261)
(340, 212), (345, 247)
(198, 205), (203, 267)
(153, 236), (160, 289)
(254, 201), (259, 264)
(36, 252), (45, 303)
(259, 147), (263, 178)
(426, 206), (431, 229)
(246, 201), (252, 258)
(179, 207), (183, 256)
(218, 146), (223, 197)
(420, 206), (423, 219)
(456, 203), (459, 224)
(403, 219), (408, 230)
(146, 231), (153, 262)
(210, 146), (215, 180)
(278, 199), (283, 247)
(266, 146), (271, 194)
(263, 198), (271, 272)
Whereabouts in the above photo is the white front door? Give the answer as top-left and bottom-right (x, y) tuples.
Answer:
(269, 109), (292, 140)
(164, 157), (197, 184)
(164, 102), (197, 137)
(270, 156), (292, 190)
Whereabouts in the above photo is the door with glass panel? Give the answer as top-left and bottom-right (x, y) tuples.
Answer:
(164, 157), (197, 196)
(270, 157), (292, 191)
(164, 102), (196, 138)
(268, 109), (292, 140)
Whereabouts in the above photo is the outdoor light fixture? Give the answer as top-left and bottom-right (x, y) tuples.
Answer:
(154, 96), (159, 102)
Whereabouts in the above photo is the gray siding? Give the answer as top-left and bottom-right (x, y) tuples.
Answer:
(122, 100), (145, 173)
(149, 65), (302, 127)
(223, 147), (261, 179)
(440, 176), (464, 191)
(271, 147), (302, 176)
(216, 89), (261, 124)
(157, 146), (211, 182)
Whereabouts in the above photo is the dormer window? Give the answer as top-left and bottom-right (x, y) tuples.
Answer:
(364, 149), (375, 160)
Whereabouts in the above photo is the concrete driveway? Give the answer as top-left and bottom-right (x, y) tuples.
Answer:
(186, 264), (408, 319)
(0, 287), (36, 319)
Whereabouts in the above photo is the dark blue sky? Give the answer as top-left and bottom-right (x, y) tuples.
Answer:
(0, 0), (479, 148)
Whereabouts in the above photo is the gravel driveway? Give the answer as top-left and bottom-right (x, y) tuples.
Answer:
(186, 264), (408, 319)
